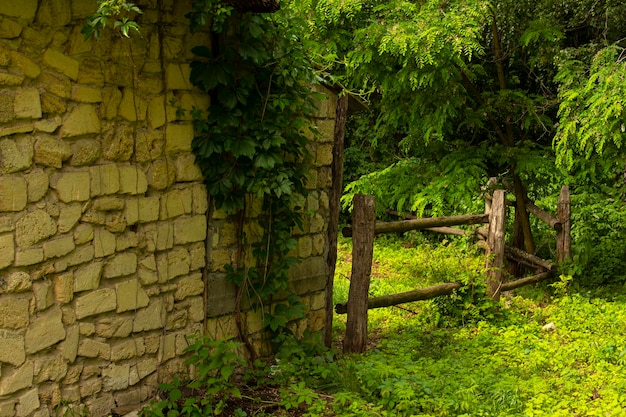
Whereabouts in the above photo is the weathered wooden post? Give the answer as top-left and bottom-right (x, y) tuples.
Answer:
(343, 194), (376, 354)
(556, 185), (571, 263)
(485, 189), (506, 299)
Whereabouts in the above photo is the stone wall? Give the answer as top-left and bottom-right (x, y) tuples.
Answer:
(0, 1), (336, 417)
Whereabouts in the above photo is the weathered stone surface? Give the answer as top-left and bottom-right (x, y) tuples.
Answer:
(93, 228), (116, 258)
(14, 87), (42, 119)
(116, 231), (137, 251)
(118, 165), (148, 194)
(54, 244), (95, 271)
(0, 90), (14, 123)
(147, 158), (175, 190)
(61, 104), (100, 137)
(138, 196), (160, 223)
(116, 279), (149, 313)
(75, 288), (116, 319)
(110, 339), (136, 361)
(103, 252), (137, 278)
(118, 88), (147, 121)
(57, 204), (82, 233)
(38, 71), (71, 99)
(79, 377), (101, 398)
(43, 49), (79, 81)
(77, 338), (110, 359)
(166, 63), (191, 90)
(175, 154), (202, 182)
(43, 236), (75, 259)
(102, 364), (130, 391)
(133, 298), (165, 332)
(71, 85), (102, 103)
(160, 188), (192, 220)
(0, 362), (33, 396)
(53, 272), (73, 303)
(138, 254), (158, 285)
(174, 216), (207, 244)
(73, 261), (102, 293)
(147, 96), (166, 129)
(188, 243), (206, 271)
(135, 129), (164, 162)
(34, 116), (62, 133)
(33, 354), (67, 383)
(0, 176), (27, 211)
(25, 168), (49, 202)
(40, 93), (67, 114)
(70, 139), (101, 166)
(165, 123), (194, 154)
(0, 72), (25, 86)
(0, 18), (23, 39)
(73, 223), (94, 245)
(15, 209), (57, 247)
(95, 316), (132, 339)
(0, 136), (34, 173)
(0, 296), (30, 329)
(0, 233), (14, 269)
(15, 388), (39, 417)
(25, 306), (65, 354)
(1, 271), (31, 293)
(192, 184), (208, 214)
(32, 280), (54, 311)
(10, 51), (40, 78)
(93, 196), (124, 211)
(50, 171), (91, 203)
(33, 134), (71, 168)
(0, 330), (26, 366)
(174, 273), (204, 301)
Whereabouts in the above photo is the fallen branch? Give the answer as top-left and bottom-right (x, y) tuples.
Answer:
(342, 214), (489, 237)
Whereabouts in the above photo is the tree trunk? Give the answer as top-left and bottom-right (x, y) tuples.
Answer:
(485, 190), (506, 299)
(324, 94), (348, 348)
(343, 194), (376, 354)
(556, 185), (571, 263)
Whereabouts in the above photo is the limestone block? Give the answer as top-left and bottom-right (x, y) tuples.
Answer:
(310, 291), (326, 311)
(0, 176), (27, 211)
(165, 123), (194, 154)
(0, 296), (29, 330)
(23, 168), (48, 204)
(57, 204), (82, 234)
(105, 210), (127, 232)
(136, 357), (158, 380)
(75, 288), (116, 319)
(101, 124), (133, 161)
(71, 85), (102, 103)
(33, 355), (67, 383)
(36, 0), (71, 25)
(0, 216), (13, 233)
(86, 394), (115, 417)
(32, 280), (54, 311)
(38, 71), (71, 99)
(77, 338), (110, 359)
(54, 244), (94, 271)
(165, 247), (190, 281)
(58, 325), (78, 363)
(81, 208), (106, 225)
(103, 252), (137, 279)
(0, 18), (22, 39)
(192, 184), (208, 215)
(119, 165), (148, 195)
(34, 116), (62, 133)
(310, 213), (325, 233)
(43, 49), (79, 81)
(118, 88), (148, 121)
(0, 361), (33, 396)
(138, 254), (158, 285)
(188, 243), (205, 271)
(79, 322), (94, 336)
(0, 233), (14, 270)
(15, 209), (56, 247)
(72, 262), (102, 293)
(159, 333), (176, 362)
(174, 273), (204, 301)
(53, 271), (73, 303)
(147, 96), (166, 129)
(0, 399), (16, 417)
(1, 136), (35, 174)
(205, 315), (237, 341)
(71, 0), (97, 20)
(165, 310), (187, 330)
(116, 231), (138, 251)
(34, 135), (72, 168)
(135, 129), (164, 162)
(10, 51), (40, 78)
(138, 196), (160, 223)
(70, 139), (101, 166)
(25, 306), (65, 354)
(14, 87), (42, 119)
(100, 86), (123, 120)
(312, 233), (326, 256)
(102, 364), (130, 391)
(50, 171), (91, 203)
(74, 223), (94, 245)
(160, 188), (192, 220)
(147, 158), (175, 190)
(90, 163), (120, 196)
(79, 377), (101, 398)
(0, 90), (14, 123)
(166, 63), (191, 90)
(0, 330), (26, 366)
(173, 215), (207, 245)
(93, 196), (124, 211)
(14, 247), (44, 267)
(116, 279), (149, 313)
(44, 235), (76, 259)
(110, 339), (136, 361)
(60, 104), (100, 137)
(1, 272), (31, 293)
(0, 72), (25, 86)
(40, 93), (67, 114)
(125, 198), (139, 226)
(95, 316), (132, 339)
(296, 236), (312, 258)
(175, 154), (202, 182)
(132, 298), (165, 332)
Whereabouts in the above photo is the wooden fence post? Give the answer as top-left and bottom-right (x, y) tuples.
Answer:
(556, 185), (571, 263)
(344, 194), (376, 354)
(485, 189), (506, 299)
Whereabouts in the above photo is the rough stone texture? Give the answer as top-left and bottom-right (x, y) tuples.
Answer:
(0, 3), (334, 416)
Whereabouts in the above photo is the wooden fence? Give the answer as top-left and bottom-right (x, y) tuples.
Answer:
(338, 183), (571, 353)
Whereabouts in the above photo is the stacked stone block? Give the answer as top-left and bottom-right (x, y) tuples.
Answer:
(0, 1), (209, 416)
